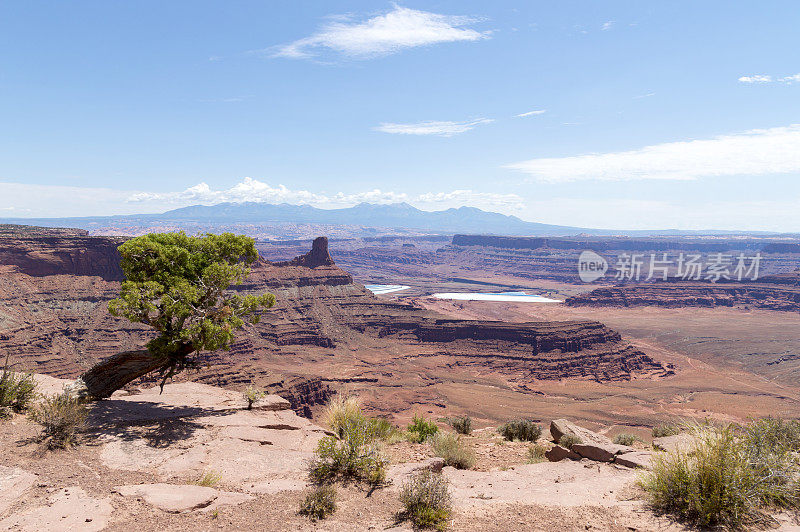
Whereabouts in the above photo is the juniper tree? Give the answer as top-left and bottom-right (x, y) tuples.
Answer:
(74, 232), (275, 399)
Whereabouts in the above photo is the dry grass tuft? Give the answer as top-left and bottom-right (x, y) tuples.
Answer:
(30, 392), (88, 449)
(399, 470), (452, 531)
(430, 432), (475, 469)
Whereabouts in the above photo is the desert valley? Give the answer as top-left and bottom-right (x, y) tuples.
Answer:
(1, 219), (800, 530)
(4, 2), (800, 529)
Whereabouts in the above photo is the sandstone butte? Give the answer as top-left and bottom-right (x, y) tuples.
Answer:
(0, 226), (672, 419)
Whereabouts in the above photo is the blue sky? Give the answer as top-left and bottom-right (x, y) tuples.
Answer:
(1, 1), (799, 230)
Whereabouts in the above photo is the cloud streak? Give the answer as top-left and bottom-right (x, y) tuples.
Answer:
(516, 109), (546, 118)
(505, 124), (800, 182)
(270, 6), (489, 60)
(374, 118), (493, 137)
(739, 73), (800, 84)
(127, 178), (521, 210)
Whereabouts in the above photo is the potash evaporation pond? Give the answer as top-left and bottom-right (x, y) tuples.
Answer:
(431, 291), (562, 303)
(365, 285), (562, 303)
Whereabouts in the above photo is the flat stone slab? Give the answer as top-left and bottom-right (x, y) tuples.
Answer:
(652, 433), (695, 453)
(550, 419), (611, 447)
(0, 466), (37, 514)
(115, 483), (253, 513)
(615, 451), (653, 470)
(572, 442), (632, 462)
(444, 460), (635, 508)
(545, 445), (580, 462)
(94, 381), (327, 493)
(0, 486), (112, 532)
(91, 382), (291, 425)
(30, 374), (71, 398)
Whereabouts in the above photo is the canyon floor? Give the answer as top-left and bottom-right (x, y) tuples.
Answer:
(396, 292), (800, 430)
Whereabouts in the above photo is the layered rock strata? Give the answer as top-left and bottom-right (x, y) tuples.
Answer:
(0, 229), (670, 401)
(567, 275), (800, 312)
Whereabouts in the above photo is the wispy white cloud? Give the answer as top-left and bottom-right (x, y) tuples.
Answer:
(738, 73), (800, 84)
(374, 118), (494, 137)
(505, 124), (800, 182)
(270, 6), (490, 60)
(331, 189), (409, 205)
(128, 178), (330, 206)
(516, 109), (546, 118)
(601, 21), (615, 31)
(416, 189), (524, 210)
(0, 178), (526, 217)
(127, 178), (520, 211)
(739, 74), (773, 83)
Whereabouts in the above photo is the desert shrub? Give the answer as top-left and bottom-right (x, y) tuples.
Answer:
(498, 420), (542, 442)
(243, 385), (263, 410)
(408, 414), (439, 443)
(744, 416), (800, 453)
(430, 432), (475, 469)
(0, 361), (37, 413)
(308, 417), (387, 485)
(299, 484), (337, 521)
(399, 470), (452, 531)
(527, 444), (548, 463)
(613, 433), (640, 446)
(640, 421), (800, 528)
(652, 423), (681, 438)
(323, 395), (364, 437)
(194, 470), (221, 487)
(368, 417), (401, 441)
(448, 416), (472, 435)
(30, 392), (88, 449)
(558, 434), (582, 449)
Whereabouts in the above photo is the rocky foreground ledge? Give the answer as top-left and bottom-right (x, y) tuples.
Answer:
(1, 377), (797, 531)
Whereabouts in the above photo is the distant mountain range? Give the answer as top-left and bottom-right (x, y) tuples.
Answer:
(0, 202), (793, 238)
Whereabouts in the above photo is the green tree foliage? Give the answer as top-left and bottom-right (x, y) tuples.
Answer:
(107, 232), (275, 386)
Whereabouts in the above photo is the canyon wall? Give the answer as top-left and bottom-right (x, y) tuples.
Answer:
(0, 228), (672, 416)
(567, 275), (800, 312)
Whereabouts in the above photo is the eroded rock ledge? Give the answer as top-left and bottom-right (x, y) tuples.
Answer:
(0, 226), (670, 393)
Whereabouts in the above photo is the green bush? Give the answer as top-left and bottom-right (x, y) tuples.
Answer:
(0, 361), (37, 413)
(498, 420), (542, 442)
(558, 434), (582, 449)
(299, 484), (336, 521)
(652, 423), (681, 438)
(408, 414), (439, 443)
(243, 385), (263, 410)
(308, 417), (387, 485)
(639, 420), (800, 528)
(30, 392), (88, 449)
(448, 416), (472, 435)
(367, 417), (400, 441)
(613, 433), (640, 446)
(430, 432), (475, 469)
(744, 416), (800, 453)
(527, 444), (548, 463)
(399, 470), (452, 531)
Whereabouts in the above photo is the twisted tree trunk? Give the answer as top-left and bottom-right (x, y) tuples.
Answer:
(71, 349), (169, 400)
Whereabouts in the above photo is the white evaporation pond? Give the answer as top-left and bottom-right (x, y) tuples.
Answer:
(364, 284), (411, 295)
(431, 291), (562, 303)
